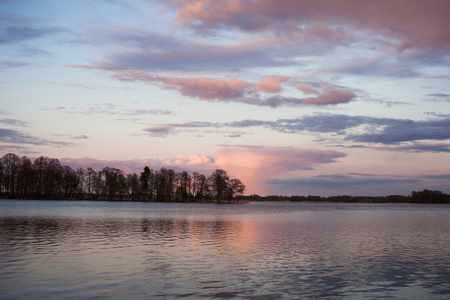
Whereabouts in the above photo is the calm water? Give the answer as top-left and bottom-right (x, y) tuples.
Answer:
(0, 200), (449, 299)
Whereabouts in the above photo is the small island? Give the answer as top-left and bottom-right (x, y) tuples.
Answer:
(1, 153), (448, 204)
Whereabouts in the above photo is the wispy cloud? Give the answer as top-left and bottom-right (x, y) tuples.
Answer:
(0, 144), (37, 155)
(0, 13), (66, 44)
(269, 174), (420, 190)
(70, 135), (89, 140)
(0, 128), (77, 147)
(142, 114), (450, 152)
(427, 93), (450, 102)
(0, 60), (31, 70)
(336, 143), (450, 153)
(0, 119), (28, 127)
(143, 125), (174, 138)
(43, 103), (174, 116)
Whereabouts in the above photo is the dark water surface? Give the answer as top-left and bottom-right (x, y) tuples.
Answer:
(0, 200), (449, 299)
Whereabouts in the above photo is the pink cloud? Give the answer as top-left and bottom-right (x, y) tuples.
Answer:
(112, 70), (356, 107)
(297, 83), (320, 95)
(295, 81), (356, 105)
(212, 146), (347, 195)
(258, 75), (289, 93)
(163, 154), (215, 167)
(112, 71), (254, 101)
(298, 88), (356, 105)
(167, 0), (450, 54)
(160, 76), (253, 100)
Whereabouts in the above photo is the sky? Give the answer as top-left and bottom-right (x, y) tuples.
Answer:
(1, 0), (450, 197)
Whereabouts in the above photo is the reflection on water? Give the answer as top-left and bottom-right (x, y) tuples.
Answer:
(0, 200), (449, 299)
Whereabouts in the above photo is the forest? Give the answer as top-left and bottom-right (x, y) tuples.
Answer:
(237, 190), (450, 204)
(0, 153), (245, 203)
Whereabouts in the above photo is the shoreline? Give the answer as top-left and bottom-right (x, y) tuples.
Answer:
(1, 196), (448, 205)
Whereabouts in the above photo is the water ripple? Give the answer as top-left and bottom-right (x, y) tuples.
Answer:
(1, 200), (450, 299)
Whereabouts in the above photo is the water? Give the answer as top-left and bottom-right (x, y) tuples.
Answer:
(0, 200), (449, 299)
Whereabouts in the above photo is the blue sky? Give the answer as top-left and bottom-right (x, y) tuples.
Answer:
(1, 0), (450, 196)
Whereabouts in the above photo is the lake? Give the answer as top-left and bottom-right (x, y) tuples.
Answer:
(0, 200), (449, 299)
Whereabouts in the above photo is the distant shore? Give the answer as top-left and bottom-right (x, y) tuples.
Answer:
(236, 189), (450, 204)
(1, 189), (449, 204)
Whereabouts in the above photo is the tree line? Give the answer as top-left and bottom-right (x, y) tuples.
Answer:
(238, 189), (450, 204)
(0, 153), (245, 203)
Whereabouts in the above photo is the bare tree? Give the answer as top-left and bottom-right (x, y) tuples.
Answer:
(208, 169), (230, 203)
(1, 153), (21, 197)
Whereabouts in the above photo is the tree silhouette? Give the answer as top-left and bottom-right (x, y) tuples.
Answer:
(208, 169), (230, 204)
(0, 152), (251, 203)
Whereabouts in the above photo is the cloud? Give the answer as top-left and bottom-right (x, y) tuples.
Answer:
(427, 93), (450, 102)
(297, 83), (320, 95)
(141, 114), (371, 137)
(211, 146), (347, 195)
(0, 144), (37, 155)
(70, 135), (89, 140)
(346, 118), (450, 144)
(335, 143), (450, 153)
(159, 76), (253, 100)
(258, 75), (289, 93)
(43, 103), (174, 116)
(311, 56), (424, 78)
(143, 121), (252, 138)
(423, 174), (450, 180)
(17, 45), (52, 57)
(156, 145), (347, 195)
(113, 71), (357, 107)
(146, 0), (450, 81)
(370, 143), (450, 153)
(0, 128), (77, 147)
(0, 119), (28, 127)
(267, 173), (423, 196)
(167, 0), (450, 55)
(266, 115), (450, 146)
(143, 125), (174, 137)
(267, 171), (450, 196)
(47, 82), (93, 89)
(69, 0), (448, 92)
(142, 114), (450, 152)
(227, 114), (450, 146)
(163, 154), (215, 167)
(0, 60), (30, 70)
(0, 13), (66, 44)
(295, 88), (356, 105)
(82, 22), (360, 73)
(112, 71), (255, 101)
(269, 174), (419, 190)
(84, 27), (293, 72)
